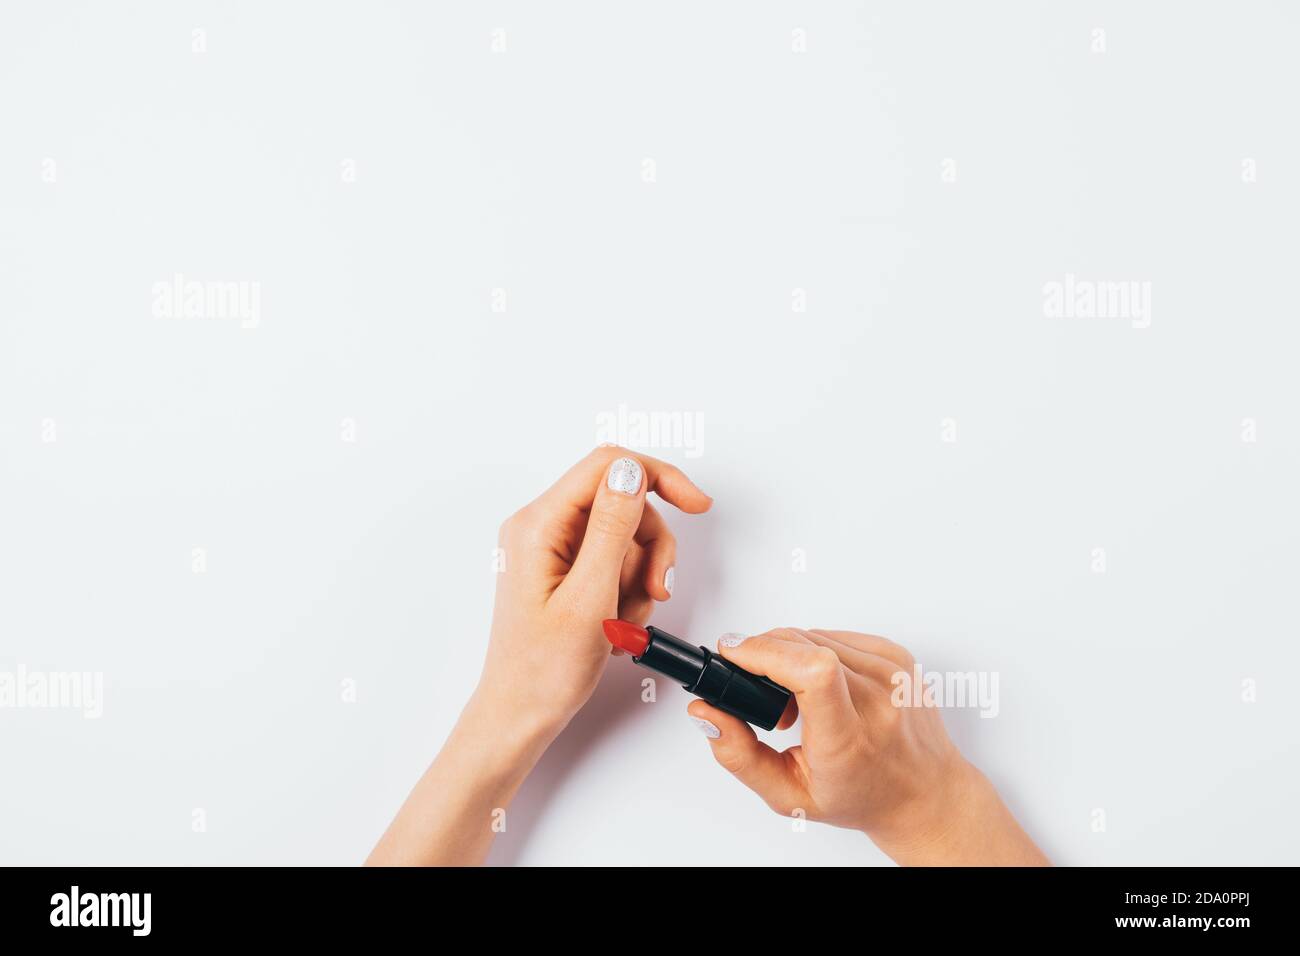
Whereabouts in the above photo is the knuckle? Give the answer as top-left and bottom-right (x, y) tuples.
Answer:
(883, 662), (909, 689)
(867, 632), (914, 670)
(500, 504), (534, 536)
(660, 462), (686, 485)
(715, 747), (748, 777)
(869, 683), (905, 727)
(763, 627), (803, 645)
(588, 506), (636, 539)
(804, 647), (842, 687)
(892, 645), (917, 670)
(877, 696), (903, 727)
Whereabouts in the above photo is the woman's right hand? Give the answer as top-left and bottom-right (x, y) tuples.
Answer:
(686, 628), (1049, 866)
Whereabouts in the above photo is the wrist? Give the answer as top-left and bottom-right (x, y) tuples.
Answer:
(457, 686), (564, 777)
(866, 758), (1048, 866)
(864, 756), (986, 865)
(365, 688), (560, 866)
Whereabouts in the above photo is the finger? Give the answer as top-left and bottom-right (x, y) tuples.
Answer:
(544, 445), (712, 515)
(618, 593), (654, 625)
(800, 630), (905, 686)
(807, 629), (915, 671)
(635, 503), (676, 601)
(619, 540), (646, 596)
(775, 692), (799, 730)
(719, 630), (801, 727)
(686, 701), (810, 817)
(715, 629), (857, 728)
(557, 455), (648, 608)
(609, 541), (648, 653)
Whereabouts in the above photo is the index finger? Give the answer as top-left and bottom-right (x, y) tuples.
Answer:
(716, 629), (857, 730)
(543, 445), (713, 515)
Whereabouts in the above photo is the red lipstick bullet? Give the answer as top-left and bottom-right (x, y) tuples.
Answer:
(602, 619), (792, 730)
(602, 619), (650, 657)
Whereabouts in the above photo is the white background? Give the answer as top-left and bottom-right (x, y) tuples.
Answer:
(2, 2), (1297, 865)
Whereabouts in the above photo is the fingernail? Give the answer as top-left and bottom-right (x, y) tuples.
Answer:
(718, 632), (748, 648)
(607, 456), (642, 495)
(689, 716), (720, 739)
(664, 566), (675, 595)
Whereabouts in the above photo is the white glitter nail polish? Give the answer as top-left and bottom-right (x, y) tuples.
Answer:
(718, 632), (748, 648)
(690, 716), (721, 739)
(664, 566), (675, 595)
(607, 457), (642, 495)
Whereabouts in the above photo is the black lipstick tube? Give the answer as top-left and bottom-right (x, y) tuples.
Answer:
(634, 625), (792, 730)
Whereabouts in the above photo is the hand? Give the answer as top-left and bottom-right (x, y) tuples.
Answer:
(477, 445), (712, 743)
(687, 628), (1048, 866)
(368, 446), (710, 866)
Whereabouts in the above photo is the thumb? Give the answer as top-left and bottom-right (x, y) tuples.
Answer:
(562, 455), (646, 606)
(686, 702), (811, 817)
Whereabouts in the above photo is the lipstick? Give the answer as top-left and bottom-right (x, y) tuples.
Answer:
(603, 620), (792, 731)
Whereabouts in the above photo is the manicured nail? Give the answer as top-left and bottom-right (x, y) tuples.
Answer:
(689, 716), (720, 739)
(607, 457), (642, 495)
(718, 632), (748, 648)
(664, 566), (675, 595)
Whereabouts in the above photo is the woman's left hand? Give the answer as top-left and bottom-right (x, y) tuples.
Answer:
(476, 445), (713, 742)
(368, 446), (711, 866)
